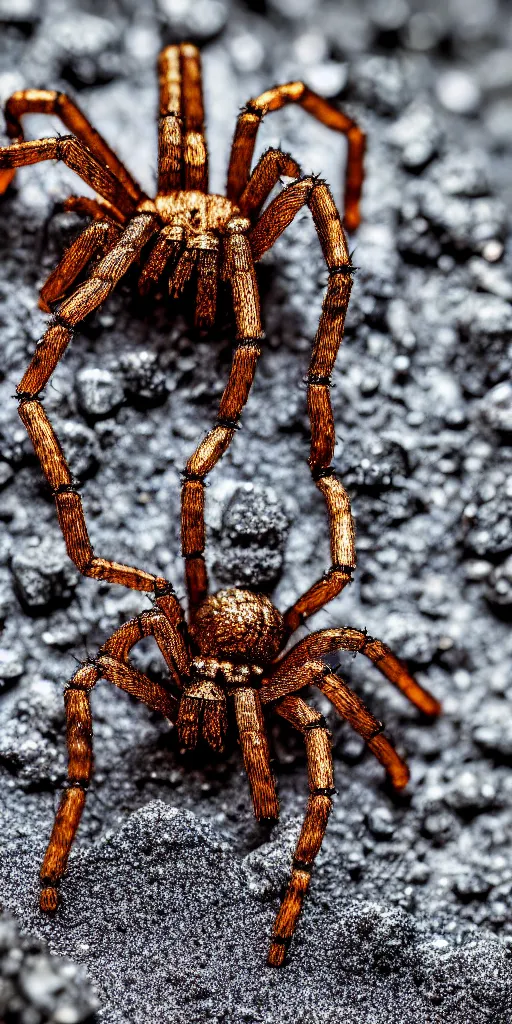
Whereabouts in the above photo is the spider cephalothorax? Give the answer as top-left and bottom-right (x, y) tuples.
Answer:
(180, 589), (284, 753)
(0, 43), (441, 967)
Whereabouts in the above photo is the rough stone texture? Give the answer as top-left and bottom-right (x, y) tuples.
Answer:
(0, 0), (512, 1021)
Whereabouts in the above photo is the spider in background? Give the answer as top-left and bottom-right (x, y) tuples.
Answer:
(0, 43), (441, 965)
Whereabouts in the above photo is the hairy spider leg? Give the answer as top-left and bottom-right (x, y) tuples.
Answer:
(39, 217), (121, 312)
(16, 212), (167, 593)
(138, 224), (185, 296)
(39, 610), (183, 913)
(158, 43), (208, 193)
(227, 81), (365, 232)
(0, 135), (137, 221)
(248, 176), (356, 636)
(261, 626), (441, 717)
(262, 660), (409, 787)
(0, 88), (144, 203)
(181, 217), (263, 617)
(233, 685), (279, 820)
(238, 148), (301, 221)
(62, 194), (128, 224)
(268, 694), (334, 966)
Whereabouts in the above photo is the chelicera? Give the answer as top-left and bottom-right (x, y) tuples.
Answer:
(0, 43), (440, 965)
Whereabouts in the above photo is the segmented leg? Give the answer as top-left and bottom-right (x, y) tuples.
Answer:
(260, 626), (441, 717)
(158, 45), (182, 193)
(39, 217), (121, 312)
(138, 225), (185, 295)
(195, 234), (220, 328)
(181, 43), (208, 191)
(18, 210), (157, 394)
(238, 148), (301, 220)
(268, 694), (334, 966)
(100, 595), (189, 688)
(181, 217), (263, 616)
(16, 212), (163, 593)
(233, 686), (279, 820)
(249, 176), (355, 635)
(1, 87), (144, 203)
(0, 135), (136, 219)
(18, 397), (158, 591)
(62, 195), (127, 225)
(157, 43), (208, 192)
(227, 82), (365, 231)
(317, 670), (409, 789)
(40, 648), (178, 913)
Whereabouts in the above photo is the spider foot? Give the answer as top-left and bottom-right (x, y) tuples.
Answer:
(40, 885), (59, 912)
(267, 938), (288, 968)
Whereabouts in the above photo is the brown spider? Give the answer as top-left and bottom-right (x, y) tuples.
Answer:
(0, 44), (440, 966)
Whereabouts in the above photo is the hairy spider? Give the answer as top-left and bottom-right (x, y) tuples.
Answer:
(0, 44), (440, 965)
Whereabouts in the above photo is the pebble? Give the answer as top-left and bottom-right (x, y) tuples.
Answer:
(486, 556), (512, 609)
(10, 536), (79, 613)
(119, 350), (168, 409)
(479, 381), (512, 434)
(75, 367), (124, 420)
(367, 806), (396, 840)
(444, 769), (497, 816)
(387, 100), (441, 169)
(436, 70), (481, 115)
(213, 484), (289, 592)
(156, 0), (228, 39)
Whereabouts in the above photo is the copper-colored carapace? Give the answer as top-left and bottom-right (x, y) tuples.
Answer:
(0, 43), (440, 966)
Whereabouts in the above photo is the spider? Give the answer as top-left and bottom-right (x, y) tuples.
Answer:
(0, 43), (441, 966)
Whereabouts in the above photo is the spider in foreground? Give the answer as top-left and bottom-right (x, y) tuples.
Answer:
(0, 43), (441, 965)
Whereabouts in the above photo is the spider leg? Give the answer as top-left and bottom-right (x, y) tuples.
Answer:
(39, 217), (121, 312)
(18, 398), (159, 592)
(138, 225), (185, 296)
(100, 599), (189, 688)
(233, 686), (279, 820)
(268, 693), (334, 966)
(16, 212), (167, 593)
(62, 195), (127, 226)
(238, 148), (301, 221)
(1, 88), (144, 204)
(39, 645), (178, 913)
(260, 626), (441, 717)
(227, 82), (365, 231)
(180, 43), (208, 192)
(195, 234), (220, 328)
(157, 43), (208, 193)
(158, 45), (183, 193)
(317, 669), (409, 788)
(0, 135), (137, 220)
(18, 209), (157, 396)
(249, 177), (355, 636)
(181, 218), (263, 616)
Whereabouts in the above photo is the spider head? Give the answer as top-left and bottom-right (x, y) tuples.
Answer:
(189, 588), (284, 665)
(154, 192), (240, 236)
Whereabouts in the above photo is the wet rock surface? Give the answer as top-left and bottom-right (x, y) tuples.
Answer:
(0, 0), (512, 1022)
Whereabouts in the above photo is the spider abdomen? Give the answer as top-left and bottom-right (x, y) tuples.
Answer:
(190, 588), (284, 665)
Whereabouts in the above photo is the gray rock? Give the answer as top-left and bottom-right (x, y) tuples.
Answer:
(11, 536), (79, 614)
(213, 484), (289, 592)
(118, 350), (168, 409)
(479, 382), (512, 435)
(486, 556), (512, 609)
(75, 369), (124, 421)
(0, 912), (99, 1023)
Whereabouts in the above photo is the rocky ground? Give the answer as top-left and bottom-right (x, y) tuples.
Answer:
(0, 0), (512, 1021)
